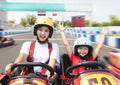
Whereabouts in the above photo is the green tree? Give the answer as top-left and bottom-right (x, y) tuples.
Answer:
(26, 14), (36, 26)
(20, 17), (27, 27)
(109, 15), (120, 26)
(92, 21), (100, 27)
(64, 20), (71, 27)
(101, 22), (110, 26)
(85, 20), (90, 27)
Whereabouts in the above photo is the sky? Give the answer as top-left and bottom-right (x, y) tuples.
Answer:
(6, 0), (120, 24)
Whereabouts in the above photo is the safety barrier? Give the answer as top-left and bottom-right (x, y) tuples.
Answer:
(0, 29), (32, 37)
(64, 27), (120, 49)
(1, 27), (120, 49)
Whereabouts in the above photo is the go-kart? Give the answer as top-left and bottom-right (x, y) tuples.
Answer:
(65, 61), (120, 85)
(101, 52), (120, 80)
(0, 36), (15, 48)
(0, 62), (54, 85)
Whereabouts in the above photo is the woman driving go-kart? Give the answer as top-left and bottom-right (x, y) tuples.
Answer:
(3, 17), (60, 85)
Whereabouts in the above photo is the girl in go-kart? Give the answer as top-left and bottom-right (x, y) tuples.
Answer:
(5, 17), (60, 83)
(58, 23), (107, 85)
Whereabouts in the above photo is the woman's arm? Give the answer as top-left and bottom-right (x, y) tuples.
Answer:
(14, 53), (27, 63)
(57, 23), (72, 58)
(5, 53), (27, 76)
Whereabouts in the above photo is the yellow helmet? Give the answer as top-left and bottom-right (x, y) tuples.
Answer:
(34, 17), (54, 38)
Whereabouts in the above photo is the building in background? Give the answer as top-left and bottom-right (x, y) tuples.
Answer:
(72, 16), (85, 27)
(38, 11), (46, 16)
(0, 0), (8, 29)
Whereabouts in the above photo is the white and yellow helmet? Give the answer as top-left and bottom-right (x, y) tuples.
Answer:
(34, 17), (54, 38)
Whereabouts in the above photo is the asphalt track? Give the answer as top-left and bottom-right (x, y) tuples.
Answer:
(0, 32), (119, 72)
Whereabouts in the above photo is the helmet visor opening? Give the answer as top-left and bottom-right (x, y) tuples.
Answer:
(34, 24), (53, 38)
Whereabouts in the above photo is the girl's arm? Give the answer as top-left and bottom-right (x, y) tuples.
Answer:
(57, 23), (72, 58)
(93, 28), (108, 59)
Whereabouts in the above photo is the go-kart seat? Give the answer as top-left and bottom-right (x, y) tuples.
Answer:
(55, 53), (71, 85)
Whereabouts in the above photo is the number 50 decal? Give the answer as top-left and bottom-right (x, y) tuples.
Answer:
(80, 73), (116, 85)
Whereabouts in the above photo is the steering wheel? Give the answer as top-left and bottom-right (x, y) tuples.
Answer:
(66, 61), (106, 78)
(11, 62), (54, 77)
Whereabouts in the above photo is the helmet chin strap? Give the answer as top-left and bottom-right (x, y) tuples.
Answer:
(37, 36), (48, 44)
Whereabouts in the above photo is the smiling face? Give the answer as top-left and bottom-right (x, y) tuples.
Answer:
(77, 46), (89, 57)
(36, 26), (50, 42)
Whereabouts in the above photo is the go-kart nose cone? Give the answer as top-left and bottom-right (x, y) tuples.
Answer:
(108, 52), (120, 69)
(114, 61), (120, 69)
(8, 77), (48, 85)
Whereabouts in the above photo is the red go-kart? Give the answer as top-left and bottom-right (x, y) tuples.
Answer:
(0, 36), (15, 48)
(0, 62), (54, 85)
(0, 28), (15, 48)
(102, 52), (120, 80)
(65, 61), (120, 85)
